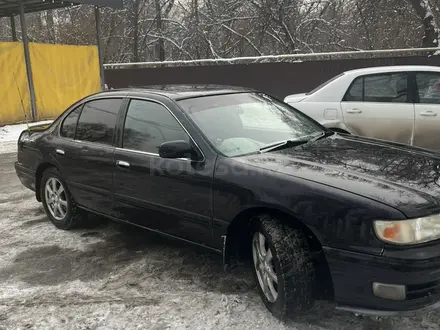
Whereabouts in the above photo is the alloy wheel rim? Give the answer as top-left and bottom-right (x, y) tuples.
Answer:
(252, 232), (278, 303)
(44, 178), (67, 221)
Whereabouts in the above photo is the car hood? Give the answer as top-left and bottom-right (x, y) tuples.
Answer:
(234, 134), (440, 218)
(284, 93), (308, 103)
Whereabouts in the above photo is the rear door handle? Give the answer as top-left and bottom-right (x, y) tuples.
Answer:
(81, 146), (89, 152)
(116, 160), (130, 168)
(420, 111), (438, 117)
(346, 109), (362, 114)
(55, 149), (65, 155)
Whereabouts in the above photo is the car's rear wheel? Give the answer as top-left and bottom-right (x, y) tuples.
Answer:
(251, 214), (315, 319)
(41, 168), (85, 230)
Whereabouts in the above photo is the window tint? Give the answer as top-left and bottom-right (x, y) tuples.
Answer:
(75, 98), (122, 145)
(416, 72), (440, 104)
(60, 106), (81, 138)
(344, 73), (408, 103)
(123, 99), (189, 154)
(344, 78), (363, 101)
(365, 73), (408, 103)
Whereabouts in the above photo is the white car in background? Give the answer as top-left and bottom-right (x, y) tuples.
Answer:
(284, 65), (440, 152)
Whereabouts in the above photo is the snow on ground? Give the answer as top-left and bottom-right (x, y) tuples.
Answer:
(0, 120), (53, 142)
(1, 149), (440, 328)
(0, 120), (53, 154)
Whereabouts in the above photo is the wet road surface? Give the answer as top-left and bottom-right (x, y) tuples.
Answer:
(0, 153), (438, 329)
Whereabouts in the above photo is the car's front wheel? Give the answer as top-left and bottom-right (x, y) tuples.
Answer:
(41, 168), (85, 230)
(251, 214), (316, 319)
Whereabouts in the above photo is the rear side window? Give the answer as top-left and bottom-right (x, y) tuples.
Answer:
(123, 99), (189, 154)
(416, 72), (440, 104)
(344, 73), (408, 103)
(344, 78), (363, 101)
(75, 98), (122, 145)
(60, 106), (81, 138)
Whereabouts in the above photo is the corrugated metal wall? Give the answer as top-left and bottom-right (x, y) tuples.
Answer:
(104, 56), (440, 99)
(0, 42), (100, 125)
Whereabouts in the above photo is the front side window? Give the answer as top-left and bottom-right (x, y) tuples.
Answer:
(75, 98), (122, 145)
(416, 72), (440, 104)
(123, 99), (189, 154)
(344, 73), (408, 103)
(178, 93), (324, 157)
(60, 106), (82, 138)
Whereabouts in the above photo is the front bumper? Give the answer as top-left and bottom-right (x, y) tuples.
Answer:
(15, 161), (36, 192)
(324, 245), (440, 316)
(337, 300), (440, 317)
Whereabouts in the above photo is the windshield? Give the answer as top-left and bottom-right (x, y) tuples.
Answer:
(178, 92), (324, 157)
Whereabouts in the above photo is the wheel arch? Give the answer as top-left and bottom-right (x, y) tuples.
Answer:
(224, 206), (323, 261)
(224, 206), (334, 300)
(35, 162), (59, 202)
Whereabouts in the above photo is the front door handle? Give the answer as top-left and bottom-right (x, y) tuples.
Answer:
(55, 149), (65, 155)
(420, 111), (438, 117)
(116, 160), (130, 168)
(346, 109), (362, 114)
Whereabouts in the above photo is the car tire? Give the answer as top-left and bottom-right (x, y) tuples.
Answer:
(250, 214), (315, 319)
(40, 167), (85, 230)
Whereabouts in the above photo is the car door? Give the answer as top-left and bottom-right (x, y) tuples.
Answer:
(412, 71), (440, 152)
(340, 72), (415, 145)
(55, 103), (84, 182)
(113, 97), (214, 246)
(59, 98), (123, 214)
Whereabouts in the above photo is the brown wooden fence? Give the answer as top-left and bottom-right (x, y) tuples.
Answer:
(104, 55), (440, 99)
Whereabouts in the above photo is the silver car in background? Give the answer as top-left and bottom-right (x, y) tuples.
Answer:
(284, 65), (440, 152)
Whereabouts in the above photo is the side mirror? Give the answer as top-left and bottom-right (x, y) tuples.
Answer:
(159, 140), (196, 159)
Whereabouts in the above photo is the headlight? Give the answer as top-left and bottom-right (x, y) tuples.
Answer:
(374, 214), (440, 245)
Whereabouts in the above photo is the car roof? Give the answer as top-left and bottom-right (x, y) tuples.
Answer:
(103, 84), (255, 100)
(343, 65), (440, 76)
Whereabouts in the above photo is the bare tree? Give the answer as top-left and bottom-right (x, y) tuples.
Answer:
(46, 10), (56, 43)
(0, 0), (438, 62)
(408, 0), (440, 47)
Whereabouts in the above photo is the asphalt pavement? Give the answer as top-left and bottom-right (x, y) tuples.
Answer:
(0, 152), (438, 330)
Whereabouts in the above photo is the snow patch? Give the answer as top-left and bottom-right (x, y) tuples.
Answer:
(0, 141), (18, 154)
(0, 120), (53, 154)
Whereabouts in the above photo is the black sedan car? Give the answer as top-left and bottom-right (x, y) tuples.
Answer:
(15, 86), (440, 318)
